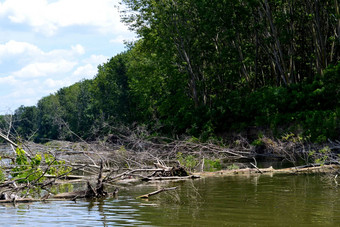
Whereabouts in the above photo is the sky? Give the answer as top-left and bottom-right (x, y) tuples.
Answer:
(0, 0), (136, 114)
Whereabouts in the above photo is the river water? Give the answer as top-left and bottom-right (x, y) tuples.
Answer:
(1, 174), (340, 226)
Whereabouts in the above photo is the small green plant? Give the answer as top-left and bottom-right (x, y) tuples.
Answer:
(204, 159), (222, 171)
(204, 159), (222, 172)
(251, 139), (264, 146)
(44, 153), (71, 176)
(187, 136), (200, 143)
(227, 164), (239, 170)
(319, 146), (331, 154)
(315, 156), (328, 165)
(118, 145), (127, 152)
(281, 133), (304, 143)
(314, 146), (331, 165)
(0, 168), (5, 183)
(308, 150), (316, 157)
(308, 146), (331, 165)
(176, 152), (198, 171)
(0, 156), (4, 183)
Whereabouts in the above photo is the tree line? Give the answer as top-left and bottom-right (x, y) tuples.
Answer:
(1, 0), (339, 143)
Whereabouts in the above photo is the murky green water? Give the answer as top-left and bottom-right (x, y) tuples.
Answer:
(1, 174), (340, 226)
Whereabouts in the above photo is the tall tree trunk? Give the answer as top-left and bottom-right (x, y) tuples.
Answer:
(330, 0), (340, 64)
(262, 0), (289, 85)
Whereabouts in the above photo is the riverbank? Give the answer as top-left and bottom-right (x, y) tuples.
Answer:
(1, 134), (340, 203)
(2, 133), (340, 173)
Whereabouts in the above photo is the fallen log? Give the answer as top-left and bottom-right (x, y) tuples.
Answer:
(154, 163), (172, 171)
(0, 131), (18, 148)
(104, 168), (165, 182)
(0, 193), (68, 203)
(141, 175), (200, 181)
(44, 174), (90, 180)
(137, 187), (177, 199)
(250, 163), (263, 174)
(197, 164), (340, 177)
(0, 131), (31, 158)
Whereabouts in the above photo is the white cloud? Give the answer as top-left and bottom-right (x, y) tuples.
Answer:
(43, 78), (70, 88)
(73, 64), (97, 78)
(70, 54), (111, 81)
(0, 40), (42, 58)
(83, 54), (109, 65)
(72, 44), (85, 55)
(0, 40), (85, 64)
(1, 87), (42, 113)
(0, 75), (17, 85)
(110, 35), (126, 45)
(0, 0), (129, 36)
(10, 86), (38, 98)
(110, 34), (138, 45)
(0, 40), (92, 111)
(13, 60), (78, 78)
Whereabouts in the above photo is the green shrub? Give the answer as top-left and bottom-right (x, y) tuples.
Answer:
(176, 152), (198, 171)
(204, 159), (222, 172)
(0, 168), (5, 183)
(12, 147), (71, 183)
(227, 164), (239, 170)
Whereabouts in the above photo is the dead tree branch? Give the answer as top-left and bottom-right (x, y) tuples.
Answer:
(137, 187), (178, 199)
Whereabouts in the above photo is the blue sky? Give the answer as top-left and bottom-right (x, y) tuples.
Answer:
(0, 0), (135, 114)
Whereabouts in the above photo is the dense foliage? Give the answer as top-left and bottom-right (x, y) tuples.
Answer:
(2, 0), (339, 143)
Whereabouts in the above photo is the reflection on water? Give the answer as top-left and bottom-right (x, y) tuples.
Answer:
(1, 174), (340, 226)
(0, 197), (150, 227)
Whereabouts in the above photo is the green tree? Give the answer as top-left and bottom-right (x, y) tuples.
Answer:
(91, 53), (132, 124)
(13, 106), (39, 140)
(36, 94), (63, 141)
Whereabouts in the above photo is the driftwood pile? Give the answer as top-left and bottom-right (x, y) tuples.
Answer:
(0, 156), (200, 203)
(198, 163), (340, 177)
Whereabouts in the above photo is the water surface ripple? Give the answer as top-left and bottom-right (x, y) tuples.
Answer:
(1, 174), (340, 226)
